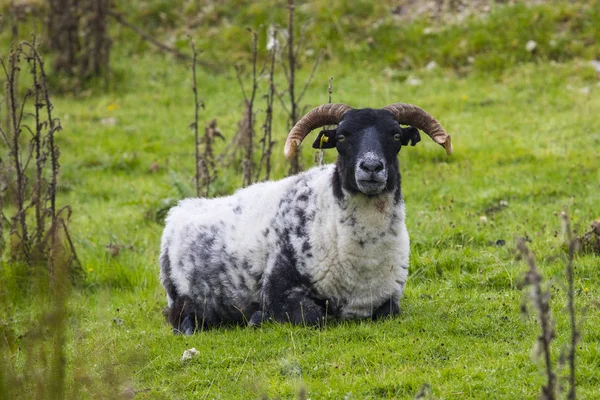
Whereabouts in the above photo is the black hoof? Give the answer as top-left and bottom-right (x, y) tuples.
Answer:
(248, 311), (264, 327)
(179, 314), (196, 335)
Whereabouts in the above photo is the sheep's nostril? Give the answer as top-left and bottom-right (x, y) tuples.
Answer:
(359, 159), (384, 173)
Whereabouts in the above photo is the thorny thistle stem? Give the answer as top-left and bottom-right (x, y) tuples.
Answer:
(1, 41), (80, 276)
(2, 44), (31, 260)
(28, 36), (47, 251)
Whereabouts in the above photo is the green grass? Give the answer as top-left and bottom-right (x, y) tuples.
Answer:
(2, 1), (600, 398)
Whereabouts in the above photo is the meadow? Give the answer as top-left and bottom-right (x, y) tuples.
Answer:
(1, 1), (599, 398)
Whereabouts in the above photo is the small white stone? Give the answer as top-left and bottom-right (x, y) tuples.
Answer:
(406, 77), (422, 86)
(480, 216), (488, 225)
(467, 56), (475, 64)
(182, 348), (199, 361)
(589, 60), (600, 73)
(579, 86), (591, 95)
(525, 40), (537, 52)
(100, 117), (117, 126)
(425, 61), (438, 71)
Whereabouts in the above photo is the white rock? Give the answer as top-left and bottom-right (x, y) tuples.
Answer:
(100, 117), (117, 126)
(406, 77), (422, 86)
(425, 61), (438, 71)
(579, 86), (591, 95)
(480, 216), (488, 225)
(525, 40), (537, 52)
(182, 348), (199, 361)
(589, 60), (600, 73)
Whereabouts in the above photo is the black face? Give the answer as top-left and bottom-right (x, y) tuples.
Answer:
(312, 108), (421, 197)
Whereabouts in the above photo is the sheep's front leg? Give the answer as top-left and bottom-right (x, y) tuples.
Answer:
(371, 297), (400, 320)
(259, 249), (324, 326)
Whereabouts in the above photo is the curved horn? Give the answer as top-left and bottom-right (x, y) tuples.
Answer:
(284, 103), (352, 160)
(383, 103), (453, 155)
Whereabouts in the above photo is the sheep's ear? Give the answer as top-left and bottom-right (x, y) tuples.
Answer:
(400, 126), (421, 147)
(311, 129), (337, 149)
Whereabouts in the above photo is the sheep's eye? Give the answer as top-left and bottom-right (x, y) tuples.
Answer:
(394, 133), (402, 141)
(337, 134), (346, 142)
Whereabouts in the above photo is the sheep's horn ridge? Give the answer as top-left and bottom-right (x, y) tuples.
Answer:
(383, 103), (453, 155)
(284, 103), (353, 160)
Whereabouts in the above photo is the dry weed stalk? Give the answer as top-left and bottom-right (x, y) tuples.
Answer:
(0, 39), (80, 273)
(255, 28), (277, 182)
(220, 29), (259, 187)
(315, 76), (333, 166)
(279, 0), (322, 176)
(517, 237), (556, 400)
(560, 212), (580, 400)
(1, 43), (30, 260)
(518, 212), (582, 400)
(190, 40), (204, 197)
(200, 119), (224, 197)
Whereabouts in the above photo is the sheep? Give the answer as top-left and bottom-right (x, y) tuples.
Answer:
(160, 102), (452, 333)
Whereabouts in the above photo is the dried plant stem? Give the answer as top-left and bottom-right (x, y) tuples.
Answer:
(281, 0), (321, 175)
(517, 238), (556, 400)
(286, 0), (301, 175)
(316, 76), (333, 166)
(30, 36), (46, 249)
(190, 40), (202, 197)
(234, 29), (259, 187)
(560, 212), (579, 400)
(256, 30), (277, 182)
(1, 46), (30, 260)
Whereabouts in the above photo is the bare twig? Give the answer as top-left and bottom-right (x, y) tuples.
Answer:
(297, 51), (322, 104)
(225, 30), (259, 187)
(109, 9), (219, 73)
(242, 29), (259, 187)
(108, 10), (191, 61)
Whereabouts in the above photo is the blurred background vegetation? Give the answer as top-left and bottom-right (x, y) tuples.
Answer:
(3, 0), (600, 84)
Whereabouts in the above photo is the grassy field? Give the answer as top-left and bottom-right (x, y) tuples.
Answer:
(2, 1), (600, 399)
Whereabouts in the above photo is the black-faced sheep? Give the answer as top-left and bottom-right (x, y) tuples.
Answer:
(160, 103), (452, 333)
